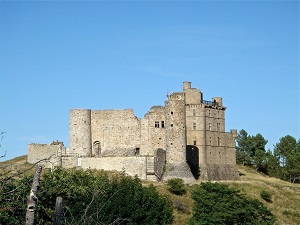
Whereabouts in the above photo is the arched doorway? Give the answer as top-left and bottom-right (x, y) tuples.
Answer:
(186, 145), (199, 179)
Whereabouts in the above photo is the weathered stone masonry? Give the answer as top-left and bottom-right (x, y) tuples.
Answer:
(28, 82), (239, 182)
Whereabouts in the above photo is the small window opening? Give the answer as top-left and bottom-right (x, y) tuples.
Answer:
(193, 140), (197, 145)
(135, 148), (140, 156)
(193, 122), (196, 130)
(161, 121), (165, 128)
(155, 121), (159, 128)
(171, 111), (173, 115)
(171, 123), (173, 127)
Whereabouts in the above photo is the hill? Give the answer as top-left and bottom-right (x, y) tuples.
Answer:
(154, 165), (300, 225)
(1, 156), (300, 225)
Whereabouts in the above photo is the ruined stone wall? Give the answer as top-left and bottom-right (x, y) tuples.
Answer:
(141, 106), (166, 156)
(91, 109), (141, 156)
(27, 143), (65, 168)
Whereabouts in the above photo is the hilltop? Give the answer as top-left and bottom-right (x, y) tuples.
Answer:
(1, 156), (299, 225)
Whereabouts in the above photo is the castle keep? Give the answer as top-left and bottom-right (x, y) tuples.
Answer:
(28, 82), (239, 182)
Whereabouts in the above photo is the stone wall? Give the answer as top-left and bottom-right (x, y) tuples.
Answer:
(91, 109), (141, 156)
(27, 143), (65, 168)
(27, 143), (65, 163)
(80, 156), (148, 179)
(142, 106), (166, 156)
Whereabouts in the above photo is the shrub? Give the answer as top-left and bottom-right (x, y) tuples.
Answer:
(35, 168), (173, 225)
(167, 178), (187, 195)
(1, 168), (173, 225)
(261, 190), (272, 203)
(189, 182), (276, 225)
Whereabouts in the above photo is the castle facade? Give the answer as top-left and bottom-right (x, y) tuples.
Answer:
(28, 82), (239, 182)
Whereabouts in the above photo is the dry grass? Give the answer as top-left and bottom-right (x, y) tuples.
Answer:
(228, 165), (300, 225)
(153, 166), (300, 225)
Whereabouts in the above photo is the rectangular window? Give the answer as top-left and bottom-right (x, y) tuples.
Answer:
(161, 121), (165, 128)
(193, 109), (196, 116)
(193, 140), (197, 145)
(155, 121), (159, 128)
(193, 122), (196, 130)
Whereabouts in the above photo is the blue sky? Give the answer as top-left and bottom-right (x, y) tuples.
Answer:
(0, 1), (299, 160)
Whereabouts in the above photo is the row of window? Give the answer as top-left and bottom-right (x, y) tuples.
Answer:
(191, 137), (221, 146)
(155, 121), (221, 130)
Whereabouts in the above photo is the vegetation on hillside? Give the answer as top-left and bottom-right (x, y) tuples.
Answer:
(189, 182), (276, 225)
(1, 130), (300, 224)
(236, 130), (300, 183)
(0, 167), (173, 225)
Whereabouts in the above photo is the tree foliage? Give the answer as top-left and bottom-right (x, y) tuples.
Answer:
(189, 182), (276, 225)
(36, 168), (173, 225)
(236, 129), (268, 170)
(0, 168), (173, 224)
(236, 130), (300, 183)
(0, 175), (32, 225)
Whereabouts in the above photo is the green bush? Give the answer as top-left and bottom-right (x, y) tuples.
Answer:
(261, 190), (272, 203)
(1, 168), (173, 225)
(167, 178), (187, 195)
(189, 182), (276, 225)
(0, 175), (32, 225)
(35, 168), (173, 225)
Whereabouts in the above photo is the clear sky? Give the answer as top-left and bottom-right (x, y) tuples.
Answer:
(0, 1), (299, 161)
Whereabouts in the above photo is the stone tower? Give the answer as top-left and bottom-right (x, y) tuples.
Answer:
(164, 91), (195, 182)
(69, 109), (92, 157)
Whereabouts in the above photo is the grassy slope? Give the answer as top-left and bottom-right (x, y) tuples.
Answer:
(154, 165), (300, 225)
(1, 156), (300, 224)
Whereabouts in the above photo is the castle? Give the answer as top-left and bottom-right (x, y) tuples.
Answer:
(28, 82), (239, 182)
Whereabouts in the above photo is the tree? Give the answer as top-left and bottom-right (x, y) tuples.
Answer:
(189, 182), (276, 225)
(285, 146), (300, 183)
(35, 168), (173, 225)
(251, 133), (268, 170)
(264, 150), (281, 178)
(236, 129), (252, 165)
(274, 135), (297, 168)
(236, 130), (268, 170)
(273, 135), (300, 182)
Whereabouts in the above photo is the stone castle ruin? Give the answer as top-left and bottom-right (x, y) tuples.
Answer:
(28, 82), (239, 182)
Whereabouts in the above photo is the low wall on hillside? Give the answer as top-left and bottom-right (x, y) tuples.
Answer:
(62, 156), (154, 179)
